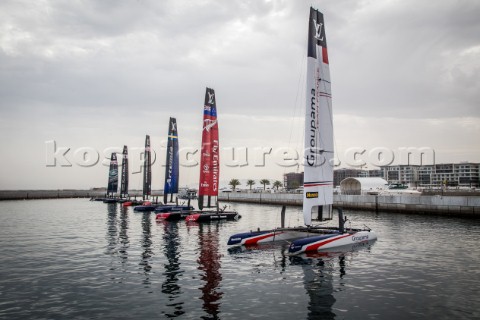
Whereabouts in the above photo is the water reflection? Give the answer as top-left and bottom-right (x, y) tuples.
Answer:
(289, 241), (376, 320)
(105, 203), (130, 281)
(140, 212), (153, 287)
(119, 206), (129, 266)
(290, 254), (337, 320)
(105, 203), (118, 257)
(228, 239), (376, 319)
(197, 223), (223, 319)
(159, 221), (184, 318)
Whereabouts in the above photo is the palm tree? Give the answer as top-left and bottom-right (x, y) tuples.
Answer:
(229, 178), (241, 191)
(273, 180), (283, 191)
(246, 179), (255, 191)
(259, 179), (270, 190)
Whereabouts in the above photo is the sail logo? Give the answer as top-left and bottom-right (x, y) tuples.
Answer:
(212, 140), (219, 192)
(313, 20), (324, 41)
(306, 192), (318, 199)
(208, 92), (215, 105)
(203, 119), (217, 132)
(352, 235), (369, 241)
(306, 88), (318, 166)
(166, 142), (174, 186)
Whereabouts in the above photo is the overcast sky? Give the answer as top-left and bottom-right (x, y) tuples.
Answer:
(1, 0), (479, 190)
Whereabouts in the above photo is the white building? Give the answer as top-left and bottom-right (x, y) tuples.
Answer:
(340, 177), (389, 195)
(379, 162), (479, 188)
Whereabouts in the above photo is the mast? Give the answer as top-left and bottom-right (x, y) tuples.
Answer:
(143, 135), (152, 200)
(164, 117), (179, 204)
(107, 152), (119, 197)
(120, 145), (129, 198)
(303, 8), (334, 226)
(198, 87), (220, 210)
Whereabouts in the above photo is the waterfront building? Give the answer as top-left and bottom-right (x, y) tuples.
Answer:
(379, 162), (479, 188)
(333, 168), (361, 187)
(332, 168), (383, 186)
(340, 177), (389, 195)
(285, 162), (479, 190)
(283, 172), (303, 190)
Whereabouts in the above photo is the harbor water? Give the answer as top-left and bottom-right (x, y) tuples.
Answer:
(0, 198), (479, 319)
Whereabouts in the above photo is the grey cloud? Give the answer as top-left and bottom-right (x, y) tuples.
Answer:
(0, 0), (479, 189)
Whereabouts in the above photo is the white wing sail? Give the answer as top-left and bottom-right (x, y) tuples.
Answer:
(303, 8), (334, 226)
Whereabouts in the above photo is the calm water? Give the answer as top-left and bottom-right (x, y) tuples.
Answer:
(0, 198), (479, 319)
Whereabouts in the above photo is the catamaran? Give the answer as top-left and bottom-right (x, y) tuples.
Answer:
(143, 134), (152, 201)
(119, 145), (144, 206)
(103, 152), (119, 203)
(120, 146), (129, 198)
(134, 135), (159, 211)
(185, 87), (240, 222)
(164, 117), (180, 204)
(121, 141), (147, 207)
(155, 117), (194, 220)
(115, 145), (130, 203)
(227, 8), (376, 254)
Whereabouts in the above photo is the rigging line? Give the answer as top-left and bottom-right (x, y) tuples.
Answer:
(318, 63), (338, 170)
(287, 37), (308, 145)
(285, 52), (307, 177)
(285, 30), (309, 177)
(313, 64), (332, 207)
(323, 105), (333, 204)
(323, 67), (340, 168)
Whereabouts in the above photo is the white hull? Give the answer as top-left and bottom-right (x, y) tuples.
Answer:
(288, 230), (377, 254)
(227, 227), (377, 255)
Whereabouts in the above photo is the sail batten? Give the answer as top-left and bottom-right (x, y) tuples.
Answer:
(164, 117), (179, 204)
(303, 8), (334, 226)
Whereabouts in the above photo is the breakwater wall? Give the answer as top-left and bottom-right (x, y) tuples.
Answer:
(0, 190), (106, 200)
(0, 190), (160, 201)
(219, 192), (480, 217)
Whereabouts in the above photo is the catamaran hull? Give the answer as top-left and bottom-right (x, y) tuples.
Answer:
(227, 227), (376, 250)
(185, 211), (240, 222)
(154, 205), (195, 220)
(156, 210), (194, 221)
(91, 197), (107, 201)
(288, 230), (377, 254)
(227, 229), (314, 246)
(156, 212), (183, 221)
(154, 205), (194, 213)
(133, 205), (158, 212)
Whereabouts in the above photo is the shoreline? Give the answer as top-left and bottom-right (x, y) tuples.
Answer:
(1, 189), (479, 218)
(0, 190), (160, 201)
